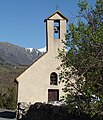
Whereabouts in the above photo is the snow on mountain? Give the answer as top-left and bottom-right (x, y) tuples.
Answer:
(25, 48), (35, 53)
(25, 47), (46, 53)
(38, 47), (46, 53)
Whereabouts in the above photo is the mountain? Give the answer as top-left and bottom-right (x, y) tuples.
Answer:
(0, 42), (42, 66)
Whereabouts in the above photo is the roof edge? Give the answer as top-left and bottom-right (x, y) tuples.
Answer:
(44, 10), (68, 22)
(16, 51), (48, 81)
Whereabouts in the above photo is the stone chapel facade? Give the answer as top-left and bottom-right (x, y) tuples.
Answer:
(16, 11), (68, 104)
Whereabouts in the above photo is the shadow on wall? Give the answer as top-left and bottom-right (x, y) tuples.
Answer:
(0, 110), (16, 119)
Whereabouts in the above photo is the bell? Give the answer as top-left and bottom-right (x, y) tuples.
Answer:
(54, 26), (59, 33)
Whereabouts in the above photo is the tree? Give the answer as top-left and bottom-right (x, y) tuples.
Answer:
(58, 0), (103, 117)
(0, 87), (16, 109)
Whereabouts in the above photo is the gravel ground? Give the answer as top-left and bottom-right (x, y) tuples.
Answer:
(0, 109), (16, 120)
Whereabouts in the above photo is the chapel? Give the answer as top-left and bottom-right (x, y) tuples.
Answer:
(16, 10), (68, 104)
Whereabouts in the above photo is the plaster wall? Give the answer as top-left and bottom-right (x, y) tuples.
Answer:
(17, 52), (64, 103)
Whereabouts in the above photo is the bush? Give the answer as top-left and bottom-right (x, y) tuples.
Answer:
(20, 103), (92, 120)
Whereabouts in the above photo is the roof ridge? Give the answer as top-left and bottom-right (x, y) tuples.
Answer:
(44, 10), (68, 22)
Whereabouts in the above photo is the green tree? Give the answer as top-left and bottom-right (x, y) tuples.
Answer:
(0, 89), (5, 108)
(0, 87), (16, 110)
(3, 87), (16, 109)
(58, 0), (103, 117)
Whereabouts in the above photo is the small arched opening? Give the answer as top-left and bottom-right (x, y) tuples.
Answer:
(50, 72), (58, 85)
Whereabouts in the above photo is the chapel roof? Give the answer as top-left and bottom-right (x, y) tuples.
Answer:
(44, 10), (68, 22)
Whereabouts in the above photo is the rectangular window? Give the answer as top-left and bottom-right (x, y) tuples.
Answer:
(48, 89), (59, 102)
(54, 20), (60, 39)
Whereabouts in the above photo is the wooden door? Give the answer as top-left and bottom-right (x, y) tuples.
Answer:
(48, 89), (59, 102)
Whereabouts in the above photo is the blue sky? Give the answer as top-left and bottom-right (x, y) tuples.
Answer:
(0, 0), (95, 49)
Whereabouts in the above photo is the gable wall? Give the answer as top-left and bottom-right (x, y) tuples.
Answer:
(49, 13), (64, 20)
(17, 52), (64, 103)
